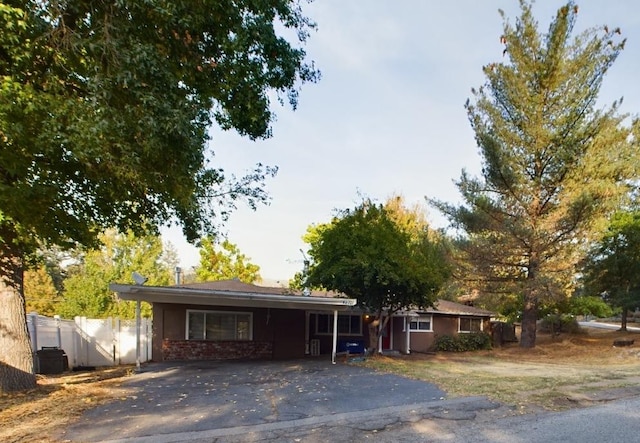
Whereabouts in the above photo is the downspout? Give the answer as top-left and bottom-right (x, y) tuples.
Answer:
(331, 309), (338, 364)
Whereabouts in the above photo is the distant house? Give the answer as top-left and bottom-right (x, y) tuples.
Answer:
(110, 280), (494, 364)
(382, 301), (494, 354)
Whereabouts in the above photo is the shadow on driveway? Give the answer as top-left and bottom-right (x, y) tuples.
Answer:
(63, 358), (447, 442)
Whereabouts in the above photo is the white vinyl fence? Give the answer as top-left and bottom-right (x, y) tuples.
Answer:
(27, 313), (152, 368)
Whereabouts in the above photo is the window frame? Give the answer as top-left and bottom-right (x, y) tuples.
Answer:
(405, 315), (433, 332)
(186, 309), (253, 341)
(314, 313), (362, 336)
(458, 316), (483, 333)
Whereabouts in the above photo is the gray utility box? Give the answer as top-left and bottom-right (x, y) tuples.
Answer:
(36, 347), (69, 374)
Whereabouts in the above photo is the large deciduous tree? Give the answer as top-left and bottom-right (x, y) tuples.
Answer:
(306, 198), (450, 351)
(196, 237), (261, 283)
(0, 1), (318, 391)
(430, 1), (640, 348)
(581, 211), (640, 331)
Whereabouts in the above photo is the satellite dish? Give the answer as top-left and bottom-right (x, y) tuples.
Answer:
(132, 272), (148, 285)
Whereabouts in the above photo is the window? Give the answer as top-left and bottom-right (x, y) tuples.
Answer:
(459, 317), (483, 333)
(407, 315), (432, 332)
(186, 310), (252, 340)
(315, 313), (362, 335)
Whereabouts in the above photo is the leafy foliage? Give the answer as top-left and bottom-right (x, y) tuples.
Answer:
(1, 0), (318, 261)
(566, 295), (613, 318)
(430, 1), (640, 348)
(581, 210), (640, 328)
(24, 264), (60, 316)
(539, 314), (580, 334)
(58, 229), (175, 319)
(306, 197), (451, 349)
(434, 333), (492, 352)
(196, 237), (261, 283)
(307, 199), (449, 314)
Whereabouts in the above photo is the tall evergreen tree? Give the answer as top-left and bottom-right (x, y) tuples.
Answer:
(431, 1), (640, 347)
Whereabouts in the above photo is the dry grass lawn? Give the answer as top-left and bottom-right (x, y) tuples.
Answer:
(2, 327), (640, 442)
(0, 366), (134, 443)
(363, 327), (640, 412)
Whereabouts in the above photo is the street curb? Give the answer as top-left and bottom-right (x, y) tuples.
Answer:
(100, 396), (494, 443)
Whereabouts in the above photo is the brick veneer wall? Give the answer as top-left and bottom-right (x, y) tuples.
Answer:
(162, 339), (273, 361)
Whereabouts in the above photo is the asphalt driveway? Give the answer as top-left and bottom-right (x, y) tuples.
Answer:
(62, 358), (449, 442)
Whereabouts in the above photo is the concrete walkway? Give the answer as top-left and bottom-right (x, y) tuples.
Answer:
(62, 359), (478, 442)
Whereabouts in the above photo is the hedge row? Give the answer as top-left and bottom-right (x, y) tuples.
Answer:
(434, 332), (492, 352)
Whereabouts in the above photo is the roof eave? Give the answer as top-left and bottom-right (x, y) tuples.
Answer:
(109, 283), (357, 311)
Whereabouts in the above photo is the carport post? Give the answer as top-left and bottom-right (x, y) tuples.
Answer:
(405, 316), (411, 354)
(135, 299), (141, 371)
(331, 309), (338, 364)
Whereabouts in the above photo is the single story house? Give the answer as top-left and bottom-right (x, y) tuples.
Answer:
(110, 279), (357, 365)
(110, 280), (494, 365)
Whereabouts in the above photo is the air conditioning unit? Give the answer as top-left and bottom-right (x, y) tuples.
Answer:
(310, 339), (320, 356)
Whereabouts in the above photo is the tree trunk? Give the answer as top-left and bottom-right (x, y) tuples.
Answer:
(520, 258), (539, 348)
(0, 233), (36, 392)
(620, 307), (628, 332)
(367, 313), (389, 354)
(520, 293), (538, 348)
(367, 320), (379, 353)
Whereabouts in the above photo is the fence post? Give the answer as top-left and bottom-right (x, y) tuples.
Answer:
(115, 317), (121, 365)
(54, 315), (62, 348)
(73, 316), (80, 367)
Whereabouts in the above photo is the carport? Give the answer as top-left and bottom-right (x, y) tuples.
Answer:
(109, 280), (357, 367)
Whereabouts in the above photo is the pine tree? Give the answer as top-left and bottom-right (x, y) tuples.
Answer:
(431, 1), (640, 347)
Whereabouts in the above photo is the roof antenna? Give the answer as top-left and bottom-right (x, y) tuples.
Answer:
(132, 272), (148, 285)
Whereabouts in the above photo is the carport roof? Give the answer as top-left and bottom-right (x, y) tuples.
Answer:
(109, 280), (357, 311)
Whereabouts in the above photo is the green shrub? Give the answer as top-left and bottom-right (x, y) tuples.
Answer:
(568, 296), (613, 318)
(539, 314), (580, 334)
(434, 332), (492, 352)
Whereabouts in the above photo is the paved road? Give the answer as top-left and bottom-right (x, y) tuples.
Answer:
(579, 320), (640, 332)
(447, 396), (640, 443)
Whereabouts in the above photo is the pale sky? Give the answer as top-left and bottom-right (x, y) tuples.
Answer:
(162, 1), (640, 284)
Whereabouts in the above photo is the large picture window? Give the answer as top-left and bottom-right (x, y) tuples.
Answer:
(407, 315), (432, 332)
(315, 313), (362, 336)
(459, 317), (483, 333)
(187, 310), (252, 341)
